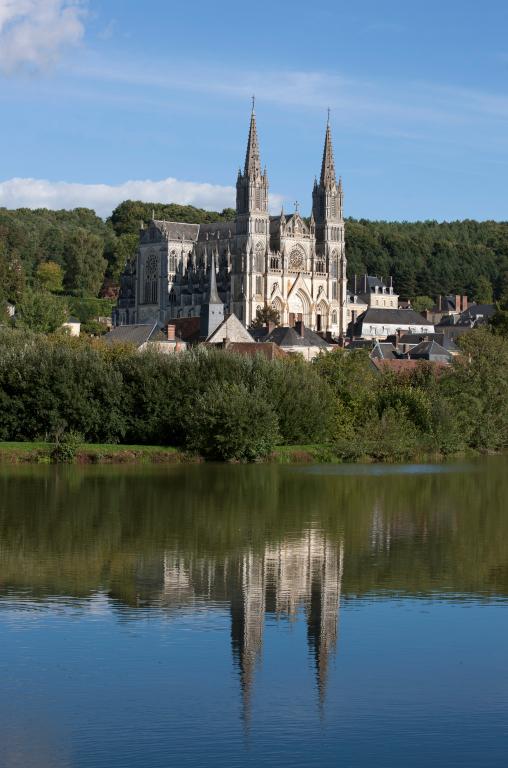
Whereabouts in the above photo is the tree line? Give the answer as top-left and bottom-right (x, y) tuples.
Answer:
(1, 202), (507, 312)
(0, 326), (506, 461)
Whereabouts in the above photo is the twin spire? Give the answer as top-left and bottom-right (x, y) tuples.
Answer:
(243, 101), (337, 189)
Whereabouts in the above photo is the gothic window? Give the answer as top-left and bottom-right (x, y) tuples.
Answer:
(255, 242), (264, 272)
(330, 251), (338, 277)
(332, 311), (337, 325)
(169, 250), (177, 273)
(332, 282), (338, 300)
(144, 252), (158, 304)
(255, 275), (263, 296)
(315, 260), (325, 274)
(255, 188), (262, 209)
(270, 255), (280, 270)
(289, 248), (304, 271)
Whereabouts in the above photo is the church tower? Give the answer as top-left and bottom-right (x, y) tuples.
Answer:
(232, 101), (270, 326)
(312, 118), (347, 335)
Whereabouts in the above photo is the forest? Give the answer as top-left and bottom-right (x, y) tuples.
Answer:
(1, 201), (508, 315)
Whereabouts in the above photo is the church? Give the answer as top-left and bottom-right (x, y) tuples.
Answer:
(113, 105), (348, 336)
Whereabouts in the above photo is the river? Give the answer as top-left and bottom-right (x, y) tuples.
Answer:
(0, 458), (507, 767)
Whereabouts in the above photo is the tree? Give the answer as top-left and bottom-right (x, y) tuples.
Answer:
(411, 295), (435, 312)
(250, 305), (281, 328)
(16, 290), (68, 334)
(35, 261), (63, 292)
(471, 275), (493, 304)
(63, 228), (107, 296)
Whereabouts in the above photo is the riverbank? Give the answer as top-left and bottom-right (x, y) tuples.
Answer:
(0, 441), (339, 465)
(0, 441), (463, 465)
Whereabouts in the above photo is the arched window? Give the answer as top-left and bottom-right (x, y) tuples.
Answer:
(144, 252), (158, 304)
(169, 250), (177, 273)
(270, 255), (280, 270)
(332, 311), (337, 325)
(255, 242), (264, 273)
(315, 260), (325, 274)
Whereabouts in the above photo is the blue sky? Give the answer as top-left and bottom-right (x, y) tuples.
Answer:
(0, 0), (507, 220)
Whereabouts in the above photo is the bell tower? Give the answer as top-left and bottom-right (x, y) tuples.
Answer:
(233, 100), (270, 326)
(312, 116), (347, 335)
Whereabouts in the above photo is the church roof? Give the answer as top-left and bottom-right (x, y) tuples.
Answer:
(152, 221), (200, 241)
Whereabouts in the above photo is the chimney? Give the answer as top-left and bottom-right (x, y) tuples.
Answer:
(455, 295), (461, 314)
(167, 324), (176, 342)
(437, 295), (443, 311)
(462, 295), (468, 312)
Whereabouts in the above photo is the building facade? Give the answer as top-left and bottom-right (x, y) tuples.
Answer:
(114, 107), (348, 335)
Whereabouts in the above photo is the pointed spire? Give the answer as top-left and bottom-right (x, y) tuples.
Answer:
(244, 99), (261, 177)
(208, 250), (221, 304)
(320, 118), (337, 187)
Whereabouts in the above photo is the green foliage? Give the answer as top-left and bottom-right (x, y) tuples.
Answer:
(186, 382), (279, 461)
(250, 305), (281, 328)
(35, 260), (63, 292)
(109, 200), (236, 236)
(411, 295), (435, 312)
(63, 228), (107, 296)
(50, 430), (83, 463)
(471, 274), (494, 303)
(16, 289), (68, 333)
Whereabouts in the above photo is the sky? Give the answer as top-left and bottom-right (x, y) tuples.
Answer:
(0, 0), (507, 221)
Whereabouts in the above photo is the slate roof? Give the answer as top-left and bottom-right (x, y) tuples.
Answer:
(356, 308), (434, 326)
(408, 340), (452, 360)
(264, 325), (331, 349)
(371, 342), (397, 360)
(103, 323), (160, 347)
(397, 332), (460, 352)
(153, 221), (200, 241)
(459, 303), (496, 323)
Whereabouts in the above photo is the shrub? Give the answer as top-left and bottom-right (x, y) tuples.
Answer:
(50, 430), (83, 463)
(185, 382), (280, 461)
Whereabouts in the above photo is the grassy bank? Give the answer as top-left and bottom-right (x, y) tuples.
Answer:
(0, 441), (470, 466)
(0, 441), (331, 465)
(0, 442), (189, 465)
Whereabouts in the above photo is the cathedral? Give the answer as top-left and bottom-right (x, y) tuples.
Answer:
(113, 106), (348, 336)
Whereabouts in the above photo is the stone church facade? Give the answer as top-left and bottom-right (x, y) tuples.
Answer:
(114, 107), (348, 336)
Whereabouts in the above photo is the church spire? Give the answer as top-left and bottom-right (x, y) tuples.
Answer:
(208, 250), (221, 304)
(244, 97), (261, 177)
(320, 118), (336, 188)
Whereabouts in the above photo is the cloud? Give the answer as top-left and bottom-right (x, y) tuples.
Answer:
(0, 176), (284, 218)
(0, 0), (86, 73)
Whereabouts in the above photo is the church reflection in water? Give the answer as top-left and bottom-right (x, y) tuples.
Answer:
(158, 530), (344, 715)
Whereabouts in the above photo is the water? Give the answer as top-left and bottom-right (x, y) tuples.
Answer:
(0, 458), (507, 767)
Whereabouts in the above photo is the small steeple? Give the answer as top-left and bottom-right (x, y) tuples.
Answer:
(320, 118), (337, 188)
(244, 97), (261, 177)
(208, 250), (221, 304)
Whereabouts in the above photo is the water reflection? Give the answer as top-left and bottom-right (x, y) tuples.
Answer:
(1, 458), (508, 741)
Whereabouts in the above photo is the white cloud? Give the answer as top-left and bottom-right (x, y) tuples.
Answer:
(0, 176), (284, 218)
(0, 0), (85, 73)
